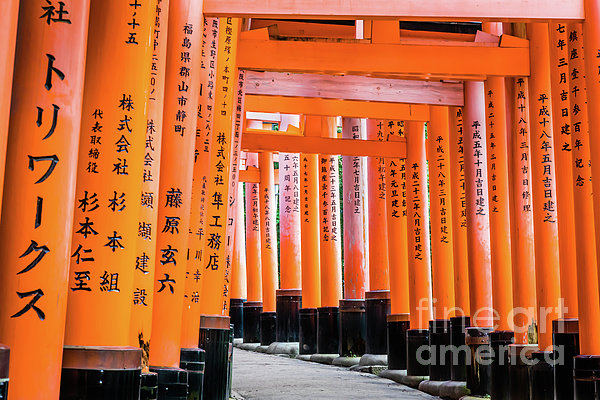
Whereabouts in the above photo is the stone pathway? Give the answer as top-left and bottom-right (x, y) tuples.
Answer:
(232, 348), (438, 400)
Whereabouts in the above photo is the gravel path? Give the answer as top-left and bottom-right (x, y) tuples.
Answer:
(232, 348), (438, 400)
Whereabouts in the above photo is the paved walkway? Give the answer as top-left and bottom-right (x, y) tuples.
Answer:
(232, 349), (437, 400)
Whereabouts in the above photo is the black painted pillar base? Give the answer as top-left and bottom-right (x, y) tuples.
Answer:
(180, 348), (205, 400)
(530, 351), (554, 400)
(553, 318), (579, 400)
(317, 306), (340, 354)
(60, 346), (142, 400)
(574, 355), (600, 399)
(276, 289), (302, 342)
(339, 299), (366, 357)
(260, 312), (277, 345)
(429, 319), (452, 381)
(365, 290), (391, 355)
(0, 344), (8, 400)
(387, 314), (410, 370)
(140, 372), (158, 400)
(299, 308), (318, 355)
(449, 316), (470, 381)
(465, 326), (492, 396)
(229, 298), (245, 339)
(406, 329), (429, 377)
(242, 301), (262, 343)
(226, 326), (234, 400)
(508, 344), (538, 400)
(489, 330), (514, 400)
(149, 367), (188, 400)
(198, 315), (230, 400)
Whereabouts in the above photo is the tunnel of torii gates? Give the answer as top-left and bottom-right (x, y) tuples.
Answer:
(5, 1), (600, 400)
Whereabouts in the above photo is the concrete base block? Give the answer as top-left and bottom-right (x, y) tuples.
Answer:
(266, 342), (299, 356)
(379, 369), (407, 384)
(359, 353), (388, 367)
(256, 345), (269, 353)
(349, 365), (387, 375)
(296, 354), (312, 362)
(438, 381), (469, 399)
(418, 380), (447, 396)
(238, 343), (261, 351)
(233, 338), (243, 346)
(310, 354), (339, 365)
(332, 357), (361, 368)
(401, 375), (428, 389)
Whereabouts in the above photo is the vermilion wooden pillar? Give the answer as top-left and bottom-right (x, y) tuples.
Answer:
(548, 22), (579, 320)
(197, 18), (242, 400)
(366, 119), (391, 292)
(244, 152), (263, 343)
(0, 0), (19, 216)
(148, 0), (203, 370)
(130, 0), (169, 367)
(570, 21), (600, 356)
(428, 107), (456, 320)
(448, 107), (471, 318)
(483, 24), (514, 333)
(385, 120), (411, 370)
(299, 116), (322, 354)
(180, 16), (218, 350)
(405, 121), (432, 330)
(463, 81), (493, 328)
(509, 77), (537, 344)
(527, 23), (561, 352)
(317, 116), (343, 354)
(340, 117), (368, 357)
(258, 151), (278, 344)
(0, 2), (89, 397)
(364, 119), (391, 355)
(577, 4), (600, 394)
(277, 151), (302, 342)
(341, 118), (368, 300)
(230, 181), (247, 338)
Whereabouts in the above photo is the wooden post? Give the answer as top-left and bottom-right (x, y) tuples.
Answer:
(243, 152), (263, 343)
(277, 151), (302, 342)
(364, 118), (391, 354)
(405, 121), (432, 329)
(365, 119), (391, 292)
(130, 0), (170, 367)
(180, 16), (219, 349)
(463, 81), (493, 328)
(483, 26), (515, 331)
(340, 117), (368, 357)
(341, 118), (368, 300)
(568, 22), (600, 356)
(384, 121), (409, 316)
(0, 0), (19, 215)
(548, 22), (579, 319)
(230, 181), (247, 338)
(0, 2), (89, 397)
(317, 116), (343, 354)
(509, 76), (538, 344)
(427, 107), (456, 320)
(148, 0), (203, 369)
(449, 107), (471, 318)
(527, 23), (562, 351)
(258, 151), (278, 344)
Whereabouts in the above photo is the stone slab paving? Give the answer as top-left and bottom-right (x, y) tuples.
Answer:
(232, 348), (438, 400)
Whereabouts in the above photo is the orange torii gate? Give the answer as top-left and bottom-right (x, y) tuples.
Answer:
(7, 4), (600, 399)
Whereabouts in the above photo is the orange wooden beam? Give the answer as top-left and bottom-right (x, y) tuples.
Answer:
(203, 0), (583, 21)
(241, 133), (406, 158)
(245, 95), (430, 120)
(245, 71), (464, 106)
(237, 39), (530, 77)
